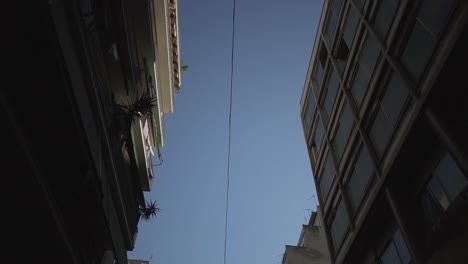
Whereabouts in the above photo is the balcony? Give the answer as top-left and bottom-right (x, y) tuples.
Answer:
(131, 118), (154, 192)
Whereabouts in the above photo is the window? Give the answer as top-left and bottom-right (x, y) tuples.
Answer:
(315, 47), (328, 87)
(347, 146), (374, 211)
(333, 101), (354, 161)
(314, 116), (326, 153)
(400, 21), (437, 81)
(418, 0), (457, 38)
(434, 153), (468, 200)
(330, 199), (349, 249)
(380, 229), (411, 264)
(336, 37), (350, 62)
(320, 152), (336, 200)
(304, 91), (316, 130)
(343, 5), (360, 47)
(369, 72), (408, 158)
(335, 38), (349, 73)
(351, 35), (380, 107)
(359, 35), (380, 75)
(422, 153), (468, 225)
(373, 0), (400, 41)
(325, 0), (344, 42)
(354, 0), (367, 10)
(401, 0), (457, 81)
(381, 73), (409, 125)
(323, 68), (340, 120)
(350, 66), (369, 108)
(370, 108), (392, 157)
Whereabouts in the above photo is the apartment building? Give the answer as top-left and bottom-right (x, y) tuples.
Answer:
(3, 0), (181, 263)
(300, 0), (468, 263)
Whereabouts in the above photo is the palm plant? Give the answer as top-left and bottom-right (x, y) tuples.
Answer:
(115, 92), (157, 124)
(139, 200), (160, 221)
(112, 92), (156, 148)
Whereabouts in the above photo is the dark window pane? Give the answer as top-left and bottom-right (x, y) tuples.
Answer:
(434, 154), (468, 201)
(305, 93), (316, 129)
(401, 21), (437, 81)
(333, 102), (354, 160)
(393, 230), (411, 264)
(323, 69), (340, 119)
(332, 0), (343, 15)
(351, 65), (370, 107)
(348, 146), (373, 210)
(370, 108), (392, 157)
(326, 14), (338, 41)
(373, 0), (399, 40)
(315, 116), (325, 152)
(351, 35), (379, 107)
(381, 241), (401, 264)
(336, 37), (350, 62)
(316, 47), (328, 87)
(360, 35), (380, 76)
(381, 73), (409, 126)
(343, 5), (360, 47)
(315, 64), (324, 87)
(325, 0), (343, 42)
(418, 0), (457, 37)
(355, 0), (367, 10)
(428, 176), (450, 210)
(421, 189), (444, 226)
(320, 153), (335, 200)
(331, 200), (349, 248)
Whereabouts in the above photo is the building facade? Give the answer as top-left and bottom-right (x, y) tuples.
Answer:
(300, 0), (468, 263)
(3, 0), (180, 263)
(128, 259), (150, 264)
(282, 208), (331, 264)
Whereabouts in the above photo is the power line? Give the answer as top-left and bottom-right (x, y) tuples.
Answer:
(224, 1), (237, 264)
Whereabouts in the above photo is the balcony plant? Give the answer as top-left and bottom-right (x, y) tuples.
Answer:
(139, 200), (160, 221)
(111, 92), (156, 148)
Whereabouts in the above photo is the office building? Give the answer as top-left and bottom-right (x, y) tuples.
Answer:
(3, 0), (181, 263)
(300, 0), (468, 263)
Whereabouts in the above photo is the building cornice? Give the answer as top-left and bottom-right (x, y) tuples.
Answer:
(169, 0), (182, 90)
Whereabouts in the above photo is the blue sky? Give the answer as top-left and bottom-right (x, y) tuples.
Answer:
(128, 0), (323, 263)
